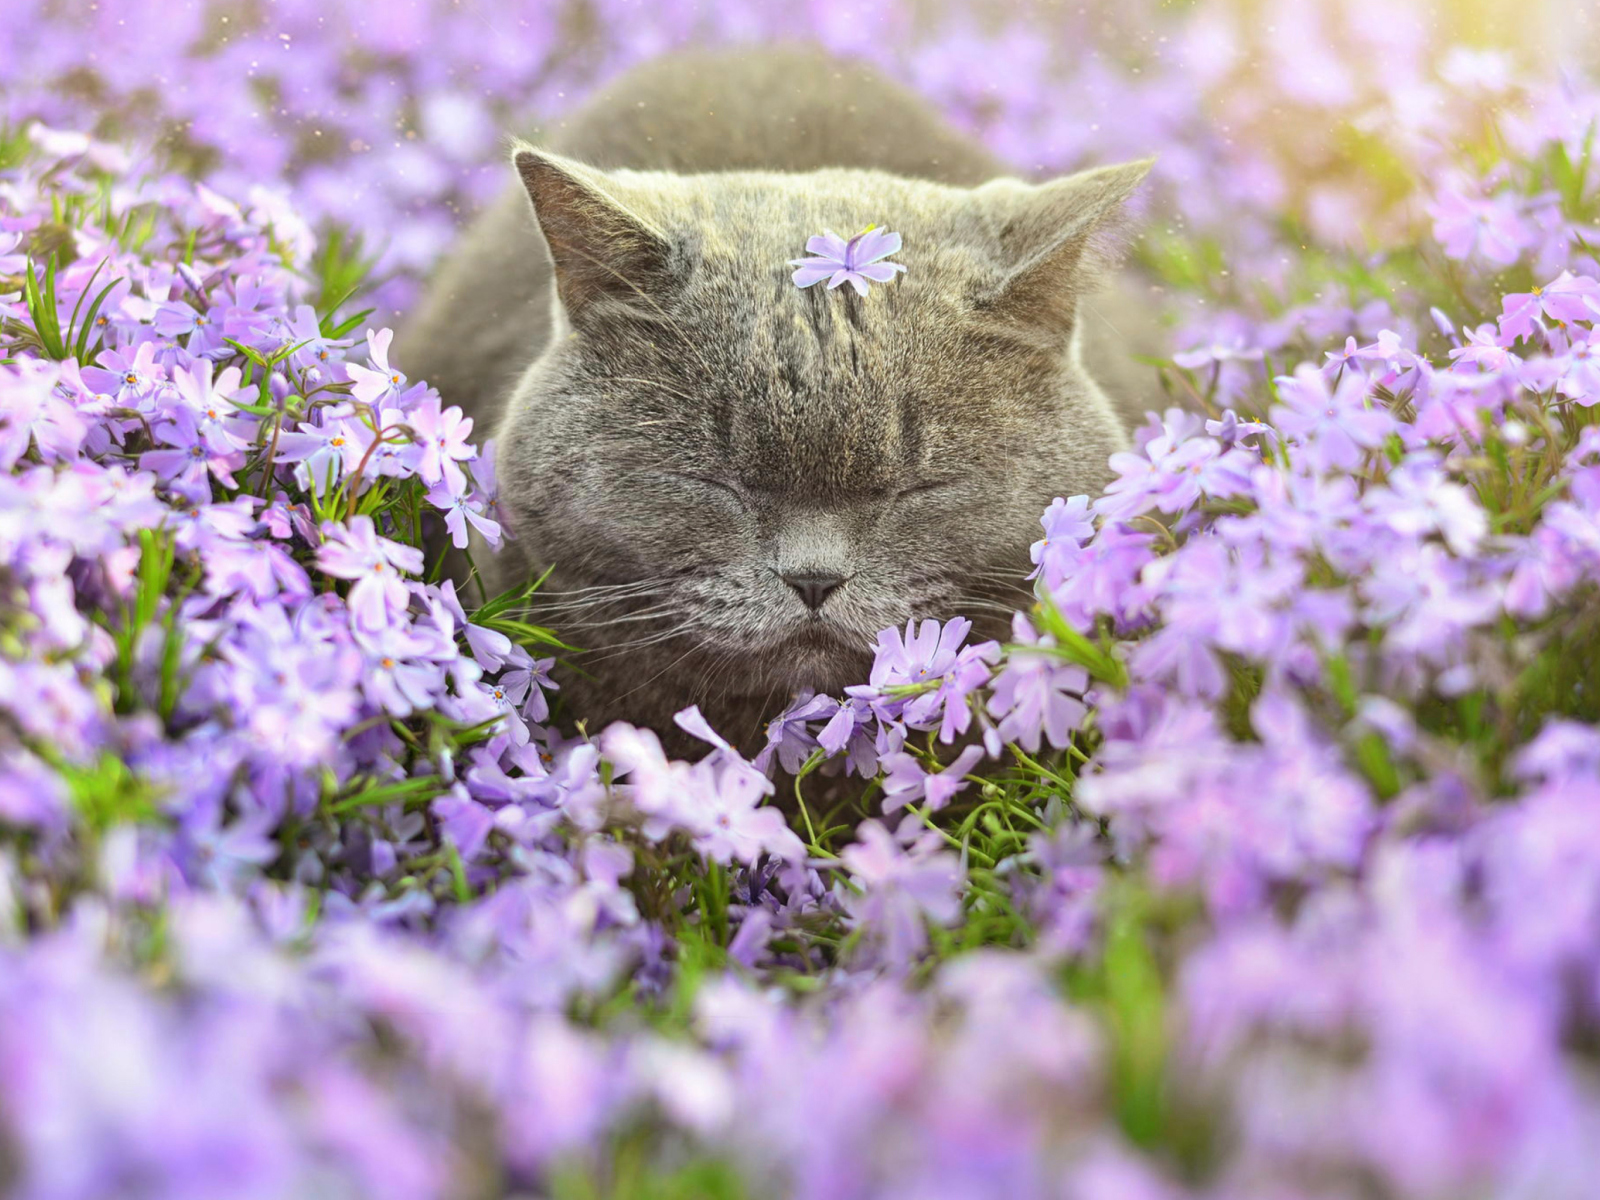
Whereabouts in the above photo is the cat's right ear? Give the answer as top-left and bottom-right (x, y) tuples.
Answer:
(969, 158), (1153, 348)
(512, 145), (674, 323)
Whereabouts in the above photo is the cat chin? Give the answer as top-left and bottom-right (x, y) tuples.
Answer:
(738, 624), (874, 694)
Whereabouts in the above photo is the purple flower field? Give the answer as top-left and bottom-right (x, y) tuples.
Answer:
(6, 1), (1600, 1196)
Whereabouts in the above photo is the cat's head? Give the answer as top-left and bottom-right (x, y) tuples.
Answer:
(493, 146), (1150, 704)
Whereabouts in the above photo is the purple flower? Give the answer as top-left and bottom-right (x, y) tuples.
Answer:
(1095, 410), (1254, 521)
(425, 479), (501, 549)
(432, 785), (496, 859)
(689, 760), (803, 866)
(788, 226), (906, 296)
(472, 673), (536, 747)
(202, 534), (312, 602)
(501, 654), (559, 724)
(601, 721), (801, 865)
(987, 614), (1091, 753)
(81, 341), (163, 409)
(358, 626), (450, 717)
(345, 327), (408, 407)
(879, 744), (985, 814)
(316, 515), (424, 632)
(278, 303), (352, 372)
(1498, 271), (1600, 343)
(752, 691), (836, 775)
(138, 405), (244, 501)
(1028, 495), (1095, 589)
(839, 821), (963, 969)
(1364, 457), (1487, 554)
(172, 360), (254, 453)
(152, 298), (232, 358)
(407, 389), (475, 492)
(1270, 364), (1395, 473)
(274, 416), (362, 496)
(1205, 408), (1276, 452)
(1448, 323), (1521, 373)
(847, 617), (998, 743)
(815, 695), (882, 777)
(1173, 338), (1265, 371)
(0, 749), (69, 832)
(1428, 188), (1532, 265)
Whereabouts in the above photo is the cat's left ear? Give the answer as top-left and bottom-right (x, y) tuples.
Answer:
(971, 158), (1154, 342)
(512, 143), (676, 325)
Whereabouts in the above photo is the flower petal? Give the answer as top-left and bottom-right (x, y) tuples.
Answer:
(791, 263), (837, 288)
(852, 228), (902, 263)
(856, 261), (904, 283)
(805, 232), (849, 259)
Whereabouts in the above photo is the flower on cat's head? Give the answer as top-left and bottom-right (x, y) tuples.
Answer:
(789, 225), (906, 296)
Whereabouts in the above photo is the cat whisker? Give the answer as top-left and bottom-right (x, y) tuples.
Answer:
(608, 639), (715, 706)
(968, 569), (1033, 584)
(563, 607), (693, 633)
(574, 620), (700, 661)
(960, 603), (1026, 619)
(523, 577), (678, 601)
(530, 595), (675, 621)
(517, 584), (678, 617)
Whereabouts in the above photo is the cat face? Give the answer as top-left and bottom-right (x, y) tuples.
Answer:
(491, 150), (1148, 712)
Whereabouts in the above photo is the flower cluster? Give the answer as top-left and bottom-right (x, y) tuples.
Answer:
(5, 1), (1600, 1198)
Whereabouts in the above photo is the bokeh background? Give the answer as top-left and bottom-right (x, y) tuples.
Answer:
(7, 0), (1598, 323)
(7, 3), (1600, 1199)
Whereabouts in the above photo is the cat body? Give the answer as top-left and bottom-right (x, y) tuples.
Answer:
(398, 47), (1155, 748)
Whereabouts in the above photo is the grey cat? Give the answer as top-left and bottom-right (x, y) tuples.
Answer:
(397, 47), (1157, 751)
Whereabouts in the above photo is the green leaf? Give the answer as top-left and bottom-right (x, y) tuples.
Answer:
(60, 754), (162, 833)
(481, 617), (577, 652)
(471, 564), (555, 623)
(326, 307), (375, 341)
(445, 841), (472, 903)
(71, 273), (123, 364)
(63, 255), (107, 346)
(222, 336), (271, 368)
(1352, 731), (1401, 800)
(327, 774), (447, 814)
(1101, 898), (1170, 1147)
(22, 254), (66, 359)
(1030, 594), (1128, 689)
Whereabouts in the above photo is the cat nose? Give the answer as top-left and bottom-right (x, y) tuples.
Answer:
(783, 571), (845, 612)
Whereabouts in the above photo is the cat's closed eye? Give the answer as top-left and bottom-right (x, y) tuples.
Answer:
(666, 472), (749, 511)
(895, 478), (963, 501)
